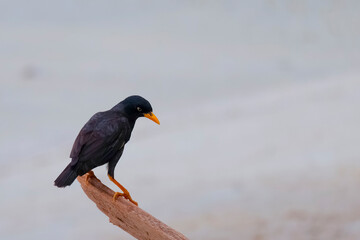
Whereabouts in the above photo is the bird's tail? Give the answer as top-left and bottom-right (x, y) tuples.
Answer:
(54, 164), (78, 187)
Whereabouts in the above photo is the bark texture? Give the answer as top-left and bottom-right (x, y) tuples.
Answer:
(77, 173), (188, 240)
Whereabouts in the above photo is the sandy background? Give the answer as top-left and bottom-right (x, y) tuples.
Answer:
(1, 1), (360, 239)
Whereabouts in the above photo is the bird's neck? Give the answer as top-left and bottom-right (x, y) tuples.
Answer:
(111, 103), (137, 129)
(111, 102), (125, 112)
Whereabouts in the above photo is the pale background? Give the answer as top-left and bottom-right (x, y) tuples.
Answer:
(1, 1), (360, 239)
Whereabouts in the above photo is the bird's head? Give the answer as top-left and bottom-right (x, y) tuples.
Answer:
(121, 95), (160, 124)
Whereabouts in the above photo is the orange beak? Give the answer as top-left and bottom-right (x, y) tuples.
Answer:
(143, 112), (160, 125)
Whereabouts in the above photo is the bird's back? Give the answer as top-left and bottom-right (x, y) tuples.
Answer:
(70, 110), (132, 174)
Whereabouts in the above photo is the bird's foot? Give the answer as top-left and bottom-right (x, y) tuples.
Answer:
(85, 171), (96, 183)
(113, 192), (138, 206)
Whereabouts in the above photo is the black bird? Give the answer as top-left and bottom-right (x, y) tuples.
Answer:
(54, 95), (160, 205)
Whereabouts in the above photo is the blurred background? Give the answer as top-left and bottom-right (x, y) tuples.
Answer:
(1, 1), (360, 239)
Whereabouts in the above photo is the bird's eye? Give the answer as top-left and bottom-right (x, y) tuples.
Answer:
(137, 107), (142, 112)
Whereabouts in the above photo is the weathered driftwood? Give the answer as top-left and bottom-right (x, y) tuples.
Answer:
(77, 173), (188, 240)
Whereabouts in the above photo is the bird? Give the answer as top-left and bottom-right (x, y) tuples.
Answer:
(54, 95), (160, 206)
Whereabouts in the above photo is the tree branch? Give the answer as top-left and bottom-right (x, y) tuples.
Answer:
(77, 173), (188, 240)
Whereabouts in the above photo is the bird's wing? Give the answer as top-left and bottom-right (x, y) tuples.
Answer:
(69, 112), (129, 166)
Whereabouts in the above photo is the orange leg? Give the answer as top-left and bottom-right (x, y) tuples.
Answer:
(108, 174), (138, 206)
(85, 171), (96, 183)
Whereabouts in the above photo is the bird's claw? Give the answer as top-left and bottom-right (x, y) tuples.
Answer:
(113, 192), (138, 206)
(113, 192), (125, 201)
(85, 171), (95, 183)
